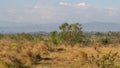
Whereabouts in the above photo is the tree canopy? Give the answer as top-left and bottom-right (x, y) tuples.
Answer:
(49, 22), (83, 45)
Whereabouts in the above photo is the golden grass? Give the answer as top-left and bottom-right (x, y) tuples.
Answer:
(0, 39), (120, 68)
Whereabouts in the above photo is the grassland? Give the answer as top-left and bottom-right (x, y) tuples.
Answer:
(0, 32), (120, 68)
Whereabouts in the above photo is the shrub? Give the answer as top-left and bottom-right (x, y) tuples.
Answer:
(88, 51), (120, 68)
(99, 37), (111, 45)
(49, 31), (59, 44)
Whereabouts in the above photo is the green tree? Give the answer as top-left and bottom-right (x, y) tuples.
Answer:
(59, 22), (69, 31)
(49, 22), (83, 45)
(49, 31), (58, 44)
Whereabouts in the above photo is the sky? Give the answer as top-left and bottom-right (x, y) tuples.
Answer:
(0, 0), (120, 24)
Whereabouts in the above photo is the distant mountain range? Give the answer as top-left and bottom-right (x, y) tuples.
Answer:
(0, 21), (60, 33)
(82, 22), (120, 32)
(0, 21), (120, 33)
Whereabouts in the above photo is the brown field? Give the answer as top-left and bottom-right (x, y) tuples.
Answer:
(0, 39), (120, 68)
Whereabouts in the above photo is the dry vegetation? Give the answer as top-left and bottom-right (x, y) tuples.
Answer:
(0, 23), (120, 68)
(0, 37), (120, 68)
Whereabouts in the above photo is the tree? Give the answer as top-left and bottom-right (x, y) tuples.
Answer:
(59, 22), (83, 45)
(59, 22), (69, 31)
(49, 22), (83, 45)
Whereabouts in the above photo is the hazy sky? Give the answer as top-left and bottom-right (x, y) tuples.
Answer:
(0, 0), (120, 24)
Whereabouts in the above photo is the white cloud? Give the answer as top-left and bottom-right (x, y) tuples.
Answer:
(59, 2), (71, 6)
(59, 2), (87, 7)
(76, 2), (87, 7)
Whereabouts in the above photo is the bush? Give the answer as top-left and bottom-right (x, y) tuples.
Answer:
(88, 51), (120, 68)
(99, 37), (111, 45)
(49, 31), (59, 44)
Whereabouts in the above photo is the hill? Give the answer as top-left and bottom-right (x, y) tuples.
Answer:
(0, 21), (120, 33)
(82, 22), (120, 32)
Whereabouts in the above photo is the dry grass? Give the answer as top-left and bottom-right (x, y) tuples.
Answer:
(36, 45), (120, 68)
(0, 39), (120, 68)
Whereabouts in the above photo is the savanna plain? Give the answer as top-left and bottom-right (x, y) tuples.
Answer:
(0, 23), (120, 68)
